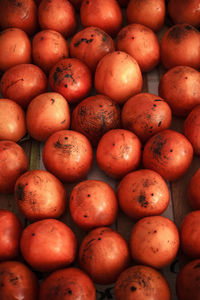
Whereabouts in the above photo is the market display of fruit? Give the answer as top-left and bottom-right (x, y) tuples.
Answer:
(0, 0), (200, 299)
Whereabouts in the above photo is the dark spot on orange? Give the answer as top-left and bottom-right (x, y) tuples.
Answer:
(138, 194), (148, 207)
(74, 38), (93, 47)
(83, 238), (96, 253)
(131, 286), (137, 291)
(151, 247), (159, 253)
(143, 179), (149, 187)
(67, 289), (72, 295)
(54, 140), (62, 148)
(100, 230), (105, 235)
(53, 66), (61, 83)
(142, 279), (146, 287)
(185, 24), (194, 31)
(167, 25), (196, 42)
(102, 34), (107, 42)
(10, 277), (18, 285)
(150, 134), (167, 160)
(146, 114), (151, 119)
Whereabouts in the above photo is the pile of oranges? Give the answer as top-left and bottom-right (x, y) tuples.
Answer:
(0, 0), (199, 299)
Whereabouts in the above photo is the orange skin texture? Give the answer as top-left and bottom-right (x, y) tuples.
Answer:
(70, 26), (115, 72)
(180, 211), (200, 259)
(38, 0), (76, 38)
(0, 141), (28, 194)
(0, 261), (38, 300)
(49, 58), (92, 104)
(42, 130), (93, 183)
(115, 265), (171, 300)
(127, 0), (165, 32)
(79, 227), (130, 284)
(0, 99), (26, 142)
(0, 28), (31, 72)
(0, 0), (37, 35)
(0, 64), (47, 109)
(116, 23), (160, 72)
(39, 267), (96, 300)
(20, 219), (77, 272)
(96, 129), (142, 179)
(14, 170), (66, 221)
(159, 66), (200, 117)
(168, 0), (200, 28)
(71, 94), (121, 146)
(143, 129), (193, 181)
(26, 92), (70, 141)
(80, 0), (123, 37)
(117, 169), (170, 220)
(95, 51), (143, 105)
(0, 210), (22, 261)
(187, 168), (200, 210)
(121, 93), (172, 142)
(32, 30), (69, 74)
(160, 24), (200, 70)
(69, 180), (118, 230)
(183, 105), (200, 156)
(130, 215), (180, 269)
(176, 259), (200, 300)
